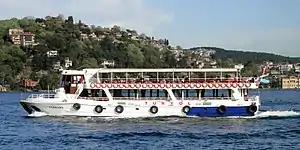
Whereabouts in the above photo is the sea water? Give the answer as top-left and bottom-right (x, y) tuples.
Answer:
(0, 89), (299, 150)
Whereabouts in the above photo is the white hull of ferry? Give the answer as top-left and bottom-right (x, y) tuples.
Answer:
(20, 97), (260, 118)
(20, 67), (263, 118)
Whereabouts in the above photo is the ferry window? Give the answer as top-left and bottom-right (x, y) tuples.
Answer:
(65, 75), (71, 82)
(121, 89), (135, 97)
(61, 75), (72, 91)
(202, 89), (214, 97)
(78, 75), (84, 83)
(138, 89), (149, 97)
(186, 90), (197, 97)
(79, 89), (89, 97)
(151, 89), (159, 97)
(200, 89), (232, 98)
(218, 89), (229, 97)
(160, 89), (168, 97)
(72, 76), (77, 84)
(172, 89), (182, 97)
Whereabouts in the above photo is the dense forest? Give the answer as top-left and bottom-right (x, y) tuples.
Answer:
(0, 15), (298, 91)
(0, 15), (178, 91)
(188, 47), (300, 64)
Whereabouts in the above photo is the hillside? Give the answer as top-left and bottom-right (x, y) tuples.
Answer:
(0, 15), (296, 91)
(189, 47), (300, 64)
(0, 15), (177, 91)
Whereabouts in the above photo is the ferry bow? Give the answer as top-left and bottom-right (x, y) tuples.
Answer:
(20, 68), (261, 117)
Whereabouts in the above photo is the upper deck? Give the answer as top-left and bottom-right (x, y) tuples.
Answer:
(85, 68), (242, 83)
(85, 68), (239, 73)
(77, 67), (259, 89)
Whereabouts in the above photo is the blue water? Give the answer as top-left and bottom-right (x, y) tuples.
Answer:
(0, 90), (300, 150)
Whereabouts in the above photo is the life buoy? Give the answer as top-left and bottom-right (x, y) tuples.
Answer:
(246, 83), (251, 87)
(135, 84), (141, 88)
(94, 105), (103, 113)
(220, 83), (226, 88)
(113, 84), (118, 88)
(202, 83), (207, 88)
(172, 84), (177, 88)
(115, 105), (124, 114)
(73, 103), (81, 111)
(124, 84), (129, 88)
(247, 104), (258, 114)
(107, 84), (112, 88)
(216, 105), (227, 114)
(190, 83), (195, 88)
(166, 84), (171, 88)
(160, 84), (165, 88)
(231, 83), (237, 88)
(148, 84), (153, 88)
(214, 83), (219, 88)
(130, 84), (135, 88)
(142, 84), (147, 88)
(182, 106), (190, 114)
(119, 84), (124, 88)
(90, 83), (96, 88)
(227, 83), (231, 88)
(101, 84), (106, 88)
(208, 83), (214, 88)
(238, 83), (244, 88)
(149, 106), (158, 114)
(154, 84), (159, 88)
(196, 83), (201, 88)
(179, 102), (183, 105)
(177, 84), (183, 88)
(94, 83), (100, 88)
(184, 84), (189, 88)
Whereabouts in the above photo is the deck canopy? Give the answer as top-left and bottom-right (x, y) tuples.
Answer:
(85, 68), (241, 83)
(86, 68), (238, 73)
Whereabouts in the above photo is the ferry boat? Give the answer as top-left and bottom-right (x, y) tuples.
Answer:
(20, 68), (261, 117)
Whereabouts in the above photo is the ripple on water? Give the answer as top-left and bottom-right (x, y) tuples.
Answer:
(1, 90), (300, 149)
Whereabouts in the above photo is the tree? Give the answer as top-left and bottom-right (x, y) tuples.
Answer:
(126, 43), (144, 68)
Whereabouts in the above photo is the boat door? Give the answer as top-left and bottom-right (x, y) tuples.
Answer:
(61, 75), (85, 94)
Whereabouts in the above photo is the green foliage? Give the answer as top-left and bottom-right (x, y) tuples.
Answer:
(1, 16), (298, 91)
(199, 47), (300, 64)
(0, 15), (175, 90)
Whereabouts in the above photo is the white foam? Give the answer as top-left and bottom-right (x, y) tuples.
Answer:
(254, 110), (300, 118)
(27, 111), (48, 117)
(240, 110), (300, 119)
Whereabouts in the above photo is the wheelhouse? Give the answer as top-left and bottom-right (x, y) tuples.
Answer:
(60, 70), (85, 94)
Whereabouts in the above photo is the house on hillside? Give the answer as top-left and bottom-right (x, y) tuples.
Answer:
(8, 28), (36, 46)
(47, 50), (58, 57)
(22, 79), (38, 88)
(65, 57), (73, 68)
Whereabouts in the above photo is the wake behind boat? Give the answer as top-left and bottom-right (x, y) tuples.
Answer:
(20, 67), (261, 117)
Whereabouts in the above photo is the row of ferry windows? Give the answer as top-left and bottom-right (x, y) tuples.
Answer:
(79, 89), (233, 98)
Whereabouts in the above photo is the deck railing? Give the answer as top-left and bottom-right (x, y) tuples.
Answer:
(88, 77), (254, 84)
(27, 94), (56, 99)
(77, 96), (234, 101)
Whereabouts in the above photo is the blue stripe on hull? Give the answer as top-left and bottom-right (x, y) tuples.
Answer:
(187, 106), (254, 117)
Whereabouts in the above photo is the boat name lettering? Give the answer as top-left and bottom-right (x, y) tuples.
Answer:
(128, 103), (134, 106)
(202, 102), (212, 105)
(117, 102), (126, 105)
(49, 106), (63, 109)
(168, 102), (174, 106)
